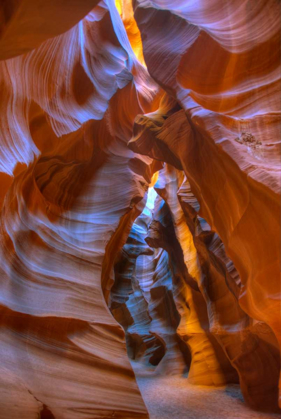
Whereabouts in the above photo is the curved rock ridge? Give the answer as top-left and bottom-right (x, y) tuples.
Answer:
(0, 0), (160, 176)
(111, 191), (189, 376)
(0, 0), (280, 416)
(112, 164), (280, 410)
(130, 100), (281, 408)
(0, 114), (153, 417)
(146, 194), (238, 385)
(155, 165), (280, 410)
(130, 0), (281, 406)
(0, 1), (162, 417)
(0, 0), (105, 60)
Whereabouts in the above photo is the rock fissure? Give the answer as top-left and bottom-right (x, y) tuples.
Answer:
(0, 0), (280, 417)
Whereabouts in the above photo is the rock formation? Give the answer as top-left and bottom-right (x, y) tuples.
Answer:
(0, 0), (280, 417)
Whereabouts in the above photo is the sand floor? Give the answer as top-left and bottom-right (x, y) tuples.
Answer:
(135, 375), (281, 419)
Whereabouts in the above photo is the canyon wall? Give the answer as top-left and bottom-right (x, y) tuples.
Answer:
(0, 0), (280, 417)
(0, 1), (160, 417)
(130, 0), (281, 410)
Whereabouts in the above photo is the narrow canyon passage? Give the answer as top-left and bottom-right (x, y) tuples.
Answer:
(0, 1), (280, 418)
(110, 176), (281, 418)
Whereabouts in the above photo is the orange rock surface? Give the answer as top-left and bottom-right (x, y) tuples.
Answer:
(0, 0), (280, 416)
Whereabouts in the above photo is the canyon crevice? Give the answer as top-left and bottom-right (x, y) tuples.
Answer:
(0, 0), (280, 418)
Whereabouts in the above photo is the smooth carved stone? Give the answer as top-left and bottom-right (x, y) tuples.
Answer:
(0, 0), (280, 415)
(132, 6), (281, 407)
(145, 197), (238, 386)
(152, 164), (280, 411)
(0, 0), (100, 60)
(111, 199), (187, 375)
(0, 1), (163, 416)
(129, 100), (281, 410)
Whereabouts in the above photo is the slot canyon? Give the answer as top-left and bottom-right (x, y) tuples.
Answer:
(0, 0), (280, 418)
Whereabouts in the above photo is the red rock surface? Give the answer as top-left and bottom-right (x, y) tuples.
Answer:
(0, 0), (280, 416)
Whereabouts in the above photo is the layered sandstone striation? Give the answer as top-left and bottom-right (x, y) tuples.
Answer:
(0, 1), (161, 417)
(0, 0), (280, 417)
(155, 166), (280, 410)
(129, 0), (281, 410)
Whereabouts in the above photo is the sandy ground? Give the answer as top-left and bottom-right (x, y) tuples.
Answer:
(135, 374), (281, 419)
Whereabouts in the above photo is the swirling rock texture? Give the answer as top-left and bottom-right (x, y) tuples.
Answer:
(0, 1), (161, 417)
(155, 165), (280, 409)
(129, 0), (281, 412)
(0, 0), (280, 417)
